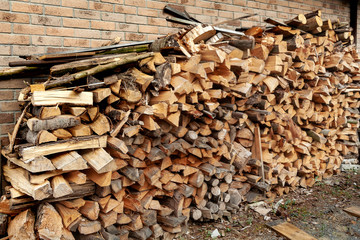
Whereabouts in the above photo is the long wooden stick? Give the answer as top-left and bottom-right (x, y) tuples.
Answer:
(9, 103), (30, 152)
(165, 16), (245, 36)
(0, 66), (39, 78)
(34, 41), (153, 59)
(254, 125), (265, 185)
(45, 52), (154, 89)
(212, 14), (258, 26)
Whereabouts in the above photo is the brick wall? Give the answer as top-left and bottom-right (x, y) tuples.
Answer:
(0, 0), (354, 145)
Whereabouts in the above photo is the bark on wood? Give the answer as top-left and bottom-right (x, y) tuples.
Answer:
(45, 53), (154, 89)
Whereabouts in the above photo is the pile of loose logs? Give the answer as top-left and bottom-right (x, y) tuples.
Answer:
(0, 9), (359, 239)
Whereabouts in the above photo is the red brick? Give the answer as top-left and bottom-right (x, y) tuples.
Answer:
(44, 6), (73, 17)
(139, 25), (159, 34)
(247, 1), (260, 8)
(0, 91), (14, 100)
(196, 0), (214, 8)
(218, 10), (233, 19)
(46, 27), (74, 37)
(0, 113), (13, 124)
(63, 18), (90, 28)
(147, 1), (166, 9)
(90, 39), (110, 48)
(0, 12), (30, 23)
(101, 0), (123, 3)
(214, 3), (227, 11)
(102, 31), (125, 40)
(64, 38), (90, 47)
(31, 0), (61, 4)
(62, 0), (88, 9)
(183, 6), (203, 15)
(158, 27), (178, 35)
(117, 23), (138, 32)
(0, 0), (10, 10)
(0, 124), (15, 135)
(126, 15), (147, 25)
(12, 2), (43, 14)
(147, 34), (162, 41)
(115, 5), (137, 14)
(15, 111), (21, 120)
(203, 9), (218, 17)
(14, 24), (45, 35)
(278, 12), (289, 19)
(0, 102), (20, 112)
(0, 46), (10, 55)
(215, 0), (232, 3)
(233, 0), (246, 6)
(138, 7), (160, 17)
(74, 29), (101, 39)
(0, 22), (11, 33)
(1, 136), (10, 146)
(101, 12), (125, 22)
(91, 20), (116, 30)
(194, 15), (212, 24)
(31, 15), (61, 26)
(148, 17), (167, 26)
(124, 0), (145, 7)
(74, 9), (101, 19)
(32, 36), (62, 46)
(12, 46), (46, 55)
(180, 0), (195, 5)
(0, 56), (22, 68)
(46, 47), (76, 53)
(270, 0), (289, 6)
(89, 2), (113, 12)
(0, 34), (30, 45)
(168, 22), (186, 28)
(125, 33), (146, 41)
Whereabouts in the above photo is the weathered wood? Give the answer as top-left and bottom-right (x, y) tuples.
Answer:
(51, 151), (88, 171)
(55, 203), (81, 229)
(78, 219), (101, 235)
(3, 166), (52, 200)
(32, 91), (93, 106)
(79, 201), (100, 221)
(26, 130), (57, 145)
(2, 151), (55, 173)
(27, 115), (80, 132)
(45, 52), (154, 89)
(84, 168), (112, 187)
(17, 135), (107, 161)
(8, 209), (35, 240)
(81, 148), (114, 174)
(107, 137), (128, 154)
(266, 220), (317, 240)
(36, 203), (63, 240)
(344, 206), (360, 218)
(51, 175), (73, 198)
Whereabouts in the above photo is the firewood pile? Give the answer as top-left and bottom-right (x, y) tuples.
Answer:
(0, 8), (359, 239)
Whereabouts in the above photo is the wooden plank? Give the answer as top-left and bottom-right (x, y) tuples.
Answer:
(344, 206), (360, 218)
(266, 221), (317, 240)
(31, 91), (93, 106)
(17, 135), (107, 161)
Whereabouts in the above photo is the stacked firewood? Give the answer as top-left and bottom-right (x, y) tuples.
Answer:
(0, 8), (359, 239)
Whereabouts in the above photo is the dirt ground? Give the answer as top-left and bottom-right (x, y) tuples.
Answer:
(182, 170), (360, 240)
